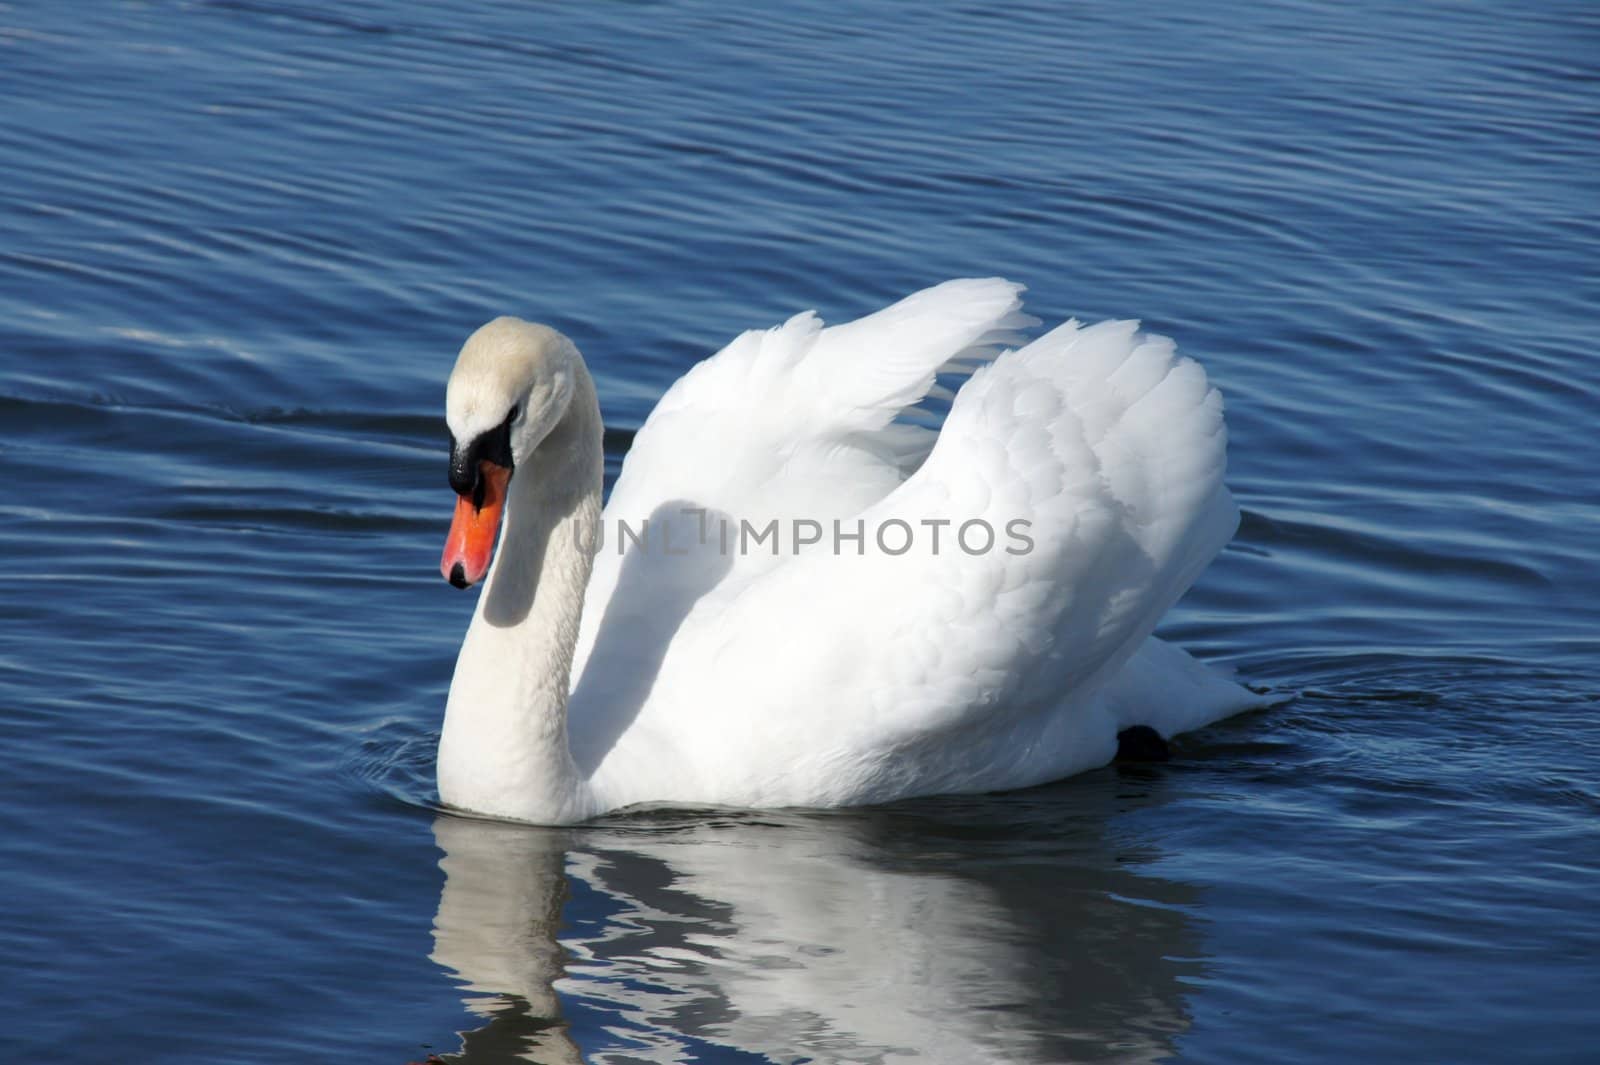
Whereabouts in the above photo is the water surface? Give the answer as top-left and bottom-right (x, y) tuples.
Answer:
(2, 1), (1597, 1061)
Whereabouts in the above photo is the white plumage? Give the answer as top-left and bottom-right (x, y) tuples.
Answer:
(437, 279), (1264, 824)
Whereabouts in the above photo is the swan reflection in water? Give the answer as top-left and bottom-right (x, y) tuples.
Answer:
(427, 771), (1207, 1064)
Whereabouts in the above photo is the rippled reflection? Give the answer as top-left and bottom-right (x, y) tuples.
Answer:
(429, 777), (1206, 1063)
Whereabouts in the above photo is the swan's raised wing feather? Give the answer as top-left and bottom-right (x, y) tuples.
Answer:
(571, 280), (1033, 685)
(605, 278), (1032, 523)
(632, 317), (1240, 806)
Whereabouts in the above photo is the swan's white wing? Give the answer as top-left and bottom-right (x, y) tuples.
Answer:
(570, 280), (1033, 691)
(604, 278), (1033, 532)
(606, 317), (1246, 807)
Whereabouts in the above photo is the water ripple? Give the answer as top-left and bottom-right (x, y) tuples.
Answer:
(3, 0), (1598, 1061)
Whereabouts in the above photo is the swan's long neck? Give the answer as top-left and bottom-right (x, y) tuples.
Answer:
(438, 364), (603, 824)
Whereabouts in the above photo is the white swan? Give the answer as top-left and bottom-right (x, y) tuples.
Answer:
(437, 279), (1263, 824)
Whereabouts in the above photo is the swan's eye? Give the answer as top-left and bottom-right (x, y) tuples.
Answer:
(507, 405), (520, 424)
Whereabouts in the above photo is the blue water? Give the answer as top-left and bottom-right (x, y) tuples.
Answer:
(3, 1), (1597, 1061)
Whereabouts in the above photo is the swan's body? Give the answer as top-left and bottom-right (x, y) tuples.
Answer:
(437, 280), (1263, 824)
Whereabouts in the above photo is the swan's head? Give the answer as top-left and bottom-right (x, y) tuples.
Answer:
(439, 316), (578, 589)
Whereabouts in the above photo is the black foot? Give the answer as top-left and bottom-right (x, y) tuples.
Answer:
(1115, 725), (1170, 763)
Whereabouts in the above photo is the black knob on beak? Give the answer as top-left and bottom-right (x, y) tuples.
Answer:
(448, 434), (479, 497)
(446, 411), (516, 500)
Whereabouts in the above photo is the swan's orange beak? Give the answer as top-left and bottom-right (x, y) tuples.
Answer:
(441, 461), (511, 588)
